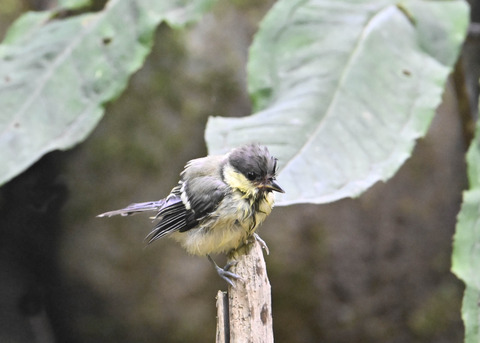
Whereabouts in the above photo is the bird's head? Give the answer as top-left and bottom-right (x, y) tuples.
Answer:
(223, 144), (284, 198)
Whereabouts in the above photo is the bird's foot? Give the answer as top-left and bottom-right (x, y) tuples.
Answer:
(207, 255), (242, 287)
(253, 233), (270, 255)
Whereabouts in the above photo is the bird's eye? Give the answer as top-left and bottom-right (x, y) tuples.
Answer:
(247, 172), (257, 181)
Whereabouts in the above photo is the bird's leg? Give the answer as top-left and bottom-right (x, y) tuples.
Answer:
(253, 233), (270, 255)
(207, 254), (242, 287)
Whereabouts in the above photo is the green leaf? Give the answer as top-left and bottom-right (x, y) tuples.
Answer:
(0, 0), (216, 186)
(452, 189), (480, 289)
(1, 11), (52, 44)
(462, 286), (480, 343)
(452, 119), (480, 343)
(205, 0), (469, 205)
(57, 0), (92, 10)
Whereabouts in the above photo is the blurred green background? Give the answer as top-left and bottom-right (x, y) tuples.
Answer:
(1, 0), (479, 342)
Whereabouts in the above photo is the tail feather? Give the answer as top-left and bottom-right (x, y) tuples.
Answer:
(97, 200), (165, 218)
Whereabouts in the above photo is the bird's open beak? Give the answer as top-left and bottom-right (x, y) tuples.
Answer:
(261, 180), (285, 193)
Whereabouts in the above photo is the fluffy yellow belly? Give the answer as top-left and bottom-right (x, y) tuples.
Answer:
(170, 192), (274, 256)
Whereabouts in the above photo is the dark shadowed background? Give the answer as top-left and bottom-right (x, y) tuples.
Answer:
(1, 0), (479, 342)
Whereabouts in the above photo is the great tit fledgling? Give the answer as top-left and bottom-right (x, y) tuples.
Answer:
(98, 144), (284, 285)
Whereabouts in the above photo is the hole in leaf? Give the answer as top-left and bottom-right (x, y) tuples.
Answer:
(102, 37), (113, 45)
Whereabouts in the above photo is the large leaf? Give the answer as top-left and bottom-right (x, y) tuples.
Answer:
(0, 0), (216, 186)
(452, 119), (480, 343)
(205, 0), (469, 205)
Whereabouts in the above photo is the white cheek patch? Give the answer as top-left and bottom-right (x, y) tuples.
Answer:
(223, 164), (258, 198)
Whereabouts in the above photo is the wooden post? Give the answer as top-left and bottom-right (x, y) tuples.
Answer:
(216, 240), (273, 343)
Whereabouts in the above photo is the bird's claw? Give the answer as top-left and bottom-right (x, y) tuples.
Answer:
(208, 255), (242, 287)
(253, 233), (270, 255)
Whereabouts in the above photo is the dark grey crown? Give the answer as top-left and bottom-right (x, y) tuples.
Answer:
(228, 144), (278, 182)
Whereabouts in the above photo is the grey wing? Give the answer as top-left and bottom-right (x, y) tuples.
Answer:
(180, 176), (228, 231)
(146, 176), (228, 242)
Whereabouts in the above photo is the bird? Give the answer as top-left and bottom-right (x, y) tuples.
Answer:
(97, 144), (284, 286)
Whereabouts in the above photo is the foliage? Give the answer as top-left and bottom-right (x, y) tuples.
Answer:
(0, 0), (476, 342)
(205, 0), (469, 205)
(0, 0), (216, 186)
(452, 118), (480, 343)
